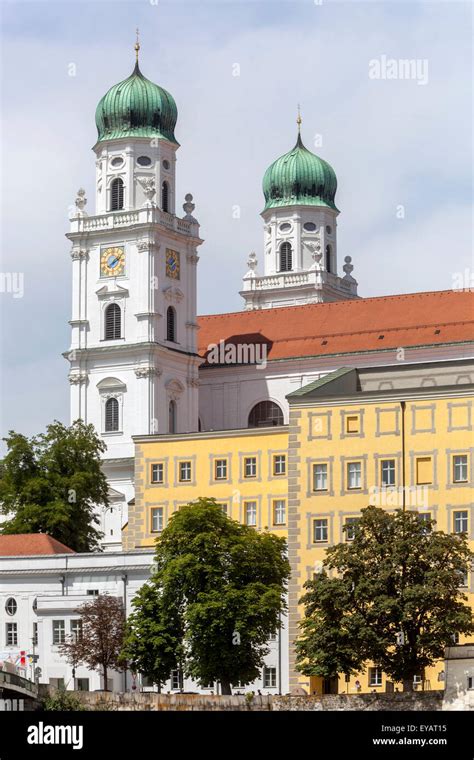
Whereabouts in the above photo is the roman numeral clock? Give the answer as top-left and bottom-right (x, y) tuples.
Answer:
(100, 246), (126, 277)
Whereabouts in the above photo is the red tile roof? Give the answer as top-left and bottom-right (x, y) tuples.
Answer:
(0, 534), (75, 556)
(197, 290), (474, 363)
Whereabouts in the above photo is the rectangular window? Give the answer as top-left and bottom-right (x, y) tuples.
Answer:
(76, 678), (89, 692)
(313, 518), (328, 543)
(416, 457), (432, 485)
(344, 517), (359, 541)
(244, 457), (257, 478)
(346, 415), (360, 434)
(33, 622), (38, 646)
(381, 459), (396, 487)
(151, 463), (164, 484)
(273, 455), (286, 476)
(453, 455), (468, 483)
(312, 463), (328, 491)
(263, 667), (277, 689)
(87, 589), (99, 596)
(214, 459), (228, 480)
(6, 623), (17, 647)
(52, 620), (65, 645)
(170, 669), (183, 691)
(369, 667), (382, 687)
(418, 512), (432, 533)
(347, 461), (362, 490)
(179, 461), (192, 482)
(70, 619), (83, 641)
(151, 507), (164, 533)
(217, 503), (228, 516)
(273, 500), (286, 526)
(244, 501), (257, 526)
(454, 510), (468, 534)
(468, 677), (473, 691)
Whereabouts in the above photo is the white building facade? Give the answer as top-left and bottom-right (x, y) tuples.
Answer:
(0, 550), (288, 695)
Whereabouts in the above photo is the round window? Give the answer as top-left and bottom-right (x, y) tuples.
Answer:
(6, 598), (17, 616)
(110, 157), (124, 168)
(137, 156), (152, 167)
(303, 222), (317, 232)
(279, 222), (291, 232)
(162, 159), (170, 170)
(326, 225), (332, 235)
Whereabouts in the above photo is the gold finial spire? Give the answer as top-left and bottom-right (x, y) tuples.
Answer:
(135, 28), (140, 62)
(296, 104), (302, 133)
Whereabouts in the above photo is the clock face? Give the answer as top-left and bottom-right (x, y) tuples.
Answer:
(166, 248), (180, 280)
(100, 246), (125, 277)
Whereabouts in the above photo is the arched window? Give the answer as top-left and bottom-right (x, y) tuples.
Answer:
(161, 181), (169, 213)
(279, 242), (292, 272)
(105, 398), (119, 432)
(325, 244), (332, 273)
(110, 178), (124, 211)
(105, 303), (121, 340)
(248, 400), (284, 428)
(166, 306), (176, 342)
(169, 400), (177, 433)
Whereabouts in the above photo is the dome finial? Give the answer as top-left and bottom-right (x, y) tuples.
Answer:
(296, 103), (302, 133)
(135, 28), (140, 63)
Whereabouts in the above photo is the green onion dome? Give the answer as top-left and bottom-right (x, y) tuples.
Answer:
(95, 61), (178, 144)
(262, 133), (338, 211)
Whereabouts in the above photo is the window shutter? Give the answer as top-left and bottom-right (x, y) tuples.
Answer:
(105, 398), (119, 432)
(105, 303), (121, 340)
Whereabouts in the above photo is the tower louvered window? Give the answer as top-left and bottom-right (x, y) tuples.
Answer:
(161, 181), (169, 213)
(110, 178), (124, 211)
(325, 244), (332, 273)
(105, 397), (119, 432)
(105, 303), (121, 340)
(279, 242), (292, 272)
(166, 306), (176, 342)
(169, 400), (177, 433)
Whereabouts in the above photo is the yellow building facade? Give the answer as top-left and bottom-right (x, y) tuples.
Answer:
(124, 427), (289, 550)
(286, 360), (474, 694)
(125, 358), (473, 695)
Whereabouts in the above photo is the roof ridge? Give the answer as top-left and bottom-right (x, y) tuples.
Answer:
(197, 289), (469, 321)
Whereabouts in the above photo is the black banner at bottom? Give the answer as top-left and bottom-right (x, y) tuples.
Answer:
(0, 710), (470, 758)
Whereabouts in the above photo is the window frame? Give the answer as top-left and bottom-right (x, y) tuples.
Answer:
(380, 459), (396, 487)
(244, 501), (257, 527)
(313, 518), (328, 543)
(453, 454), (468, 483)
(272, 454), (286, 476)
(369, 666), (383, 687)
(52, 619), (66, 646)
(179, 460), (192, 483)
(312, 462), (328, 492)
(151, 506), (164, 533)
(347, 461), (362, 490)
(263, 666), (277, 689)
(244, 456), (257, 479)
(151, 462), (164, 484)
(214, 458), (228, 481)
(453, 510), (468, 534)
(272, 499), (286, 526)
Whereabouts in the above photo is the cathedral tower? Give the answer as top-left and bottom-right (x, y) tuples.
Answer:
(66, 41), (203, 549)
(241, 116), (358, 309)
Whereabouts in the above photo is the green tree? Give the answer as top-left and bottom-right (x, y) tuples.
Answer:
(123, 498), (290, 694)
(296, 506), (474, 691)
(121, 581), (184, 692)
(0, 420), (106, 551)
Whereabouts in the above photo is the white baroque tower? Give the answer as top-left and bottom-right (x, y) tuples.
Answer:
(66, 43), (203, 549)
(241, 119), (358, 309)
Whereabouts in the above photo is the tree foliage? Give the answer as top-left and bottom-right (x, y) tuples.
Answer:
(59, 595), (125, 691)
(122, 498), (290, 694)
(0, 420), (107, 551)
(296, 506), (474, 690)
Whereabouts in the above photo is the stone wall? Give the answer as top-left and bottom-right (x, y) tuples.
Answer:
(63, 690), (452, 712)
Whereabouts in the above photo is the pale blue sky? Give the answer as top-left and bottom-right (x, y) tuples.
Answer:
(0, 0), (472, 441)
